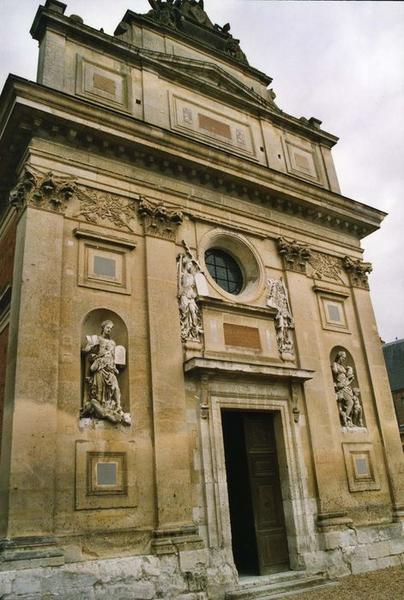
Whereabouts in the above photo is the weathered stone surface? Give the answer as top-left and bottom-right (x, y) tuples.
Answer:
(0, 0), (403, 598)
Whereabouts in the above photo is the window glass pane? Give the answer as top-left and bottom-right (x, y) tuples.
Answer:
(205, 249), (243, 295)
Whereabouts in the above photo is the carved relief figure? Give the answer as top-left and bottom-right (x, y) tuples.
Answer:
(267, 278), (295, 360)
(177, 242), (204, 343)
(81, 320), (131, 425)
(331, 351), (364, 428)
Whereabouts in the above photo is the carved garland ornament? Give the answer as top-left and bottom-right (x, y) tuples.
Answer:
(308, 251), (344, 283)
(138, 197), (183, 241)
(9, 167), (77, 213)
(177, 241), (204, 343)
(75, 189), (137, 232)
(267, 278), (295, 361)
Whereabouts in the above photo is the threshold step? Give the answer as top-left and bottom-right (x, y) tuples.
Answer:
(225, 572), (337, 599)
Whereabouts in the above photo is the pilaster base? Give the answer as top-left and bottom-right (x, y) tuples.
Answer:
(152, 525), (204, 555)
(317, 511), (353, 531)
(0, 536), (64, 571)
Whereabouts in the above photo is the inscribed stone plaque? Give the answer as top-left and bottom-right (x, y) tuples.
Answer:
(223, 323), (261, 350)
(93, 73), (117, 95)
(198, 114), (232, 139)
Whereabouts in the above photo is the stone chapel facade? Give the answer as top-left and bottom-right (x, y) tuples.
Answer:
(0, 1), (403, 598)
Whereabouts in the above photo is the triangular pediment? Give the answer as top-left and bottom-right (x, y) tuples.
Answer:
(139, 49), (280, 113)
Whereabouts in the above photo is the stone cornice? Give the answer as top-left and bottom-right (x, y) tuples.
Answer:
(0, 77), (386, 239)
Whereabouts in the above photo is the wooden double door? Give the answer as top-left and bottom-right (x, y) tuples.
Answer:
(222, 410), (289, 575)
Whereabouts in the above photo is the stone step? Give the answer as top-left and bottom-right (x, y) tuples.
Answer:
(225, 571), (337, 599)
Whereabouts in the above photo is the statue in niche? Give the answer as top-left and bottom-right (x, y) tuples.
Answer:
(177, 242), (204, 343)
(331, 351), (364, 428)
(81, 320), (131, 426)
(267, 278), (295, 360)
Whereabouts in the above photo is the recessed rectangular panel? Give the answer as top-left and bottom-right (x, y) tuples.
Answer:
(223, 323), (261, 350)
(76, 56), (131, 112)
(96, 462), (117, 486)
(171, 94), (256, 158)
(342, 443), (380, 492)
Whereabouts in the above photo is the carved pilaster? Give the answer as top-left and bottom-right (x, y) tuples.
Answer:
(343, 256), (372, 289)
(277, 236), (311, 273)
(199, 374), (210, 419)
(138, 197), (183, 241)
(290, 383), (300, 423)
(9, 167), (77, 214)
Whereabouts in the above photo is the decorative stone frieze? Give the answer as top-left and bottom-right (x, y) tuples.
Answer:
(76, 188), (137, 232)
(138, 197), (183, 240)
(343, 256), (373, 289)
(277, 236), (312, 273)
(266, 278), (295, 361)
(9, 167), (77, 213)
(177, 240), (204, 343)
(331, 350), (364, 430)
(308, 251), (344, 283)
(81, 320), (131, 426)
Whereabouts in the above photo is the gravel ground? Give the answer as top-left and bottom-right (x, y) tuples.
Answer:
(288, 566), (404, 600)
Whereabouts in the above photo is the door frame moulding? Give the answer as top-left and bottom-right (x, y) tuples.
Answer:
(199, 385), (315, 572)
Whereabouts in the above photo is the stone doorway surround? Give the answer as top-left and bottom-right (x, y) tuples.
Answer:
(197, 377), (318, 578)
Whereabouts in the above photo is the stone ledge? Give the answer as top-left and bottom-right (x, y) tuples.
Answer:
(184, 357), (314, 382)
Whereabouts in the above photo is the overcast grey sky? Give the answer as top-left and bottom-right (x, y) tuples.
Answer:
(0, 0), (403, 342)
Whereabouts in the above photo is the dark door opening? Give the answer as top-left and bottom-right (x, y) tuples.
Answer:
(222, 410), (289, 576)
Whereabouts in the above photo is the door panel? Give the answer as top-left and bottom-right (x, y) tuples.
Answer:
(244, 413), (289, 574)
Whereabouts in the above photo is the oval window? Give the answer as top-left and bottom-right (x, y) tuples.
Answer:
(205, 248), (243, 295)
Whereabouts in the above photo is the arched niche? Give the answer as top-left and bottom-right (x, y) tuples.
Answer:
(330, 346), (365, 429)
(80, 309), (130, 425)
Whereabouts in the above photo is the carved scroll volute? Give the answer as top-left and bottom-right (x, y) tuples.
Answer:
(267, 278), (295, 361)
